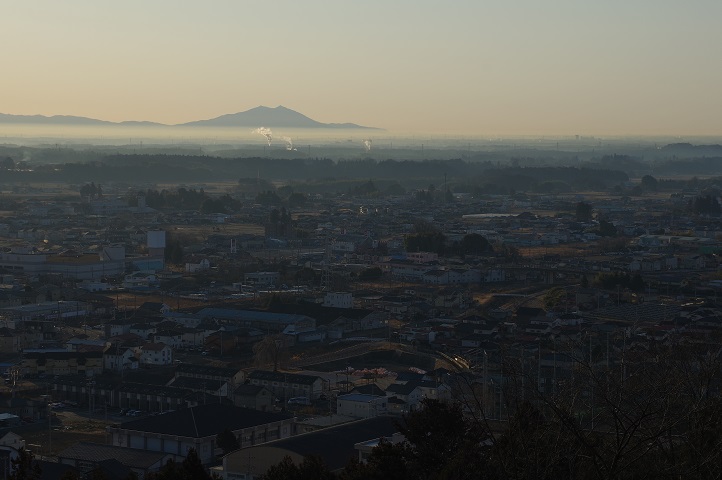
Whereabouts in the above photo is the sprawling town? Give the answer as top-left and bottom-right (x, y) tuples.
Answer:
(0, 143), (721, 479)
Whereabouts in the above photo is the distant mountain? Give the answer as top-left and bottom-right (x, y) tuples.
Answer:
(0, 106), (379, 129)
(179, 105), (377, 129)
(0, 113), (109, 126)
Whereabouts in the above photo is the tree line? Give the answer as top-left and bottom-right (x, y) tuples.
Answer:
(260, 335), (722, 480)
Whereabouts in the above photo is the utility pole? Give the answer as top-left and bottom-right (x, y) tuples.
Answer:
(48, 401), (52, 457)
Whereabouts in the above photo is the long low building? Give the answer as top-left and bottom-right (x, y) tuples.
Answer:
(22, 350), (103, 377)
(218, 416), (399, 479)
(0, 251), (125, 280)
(195, 308), (316, 333)
(247, 370), (326, 401)
(107, 404), (294, 464)
(57, 442), (173, 479)
(54, 377), (204, 412)
(0, 301), (90, 325)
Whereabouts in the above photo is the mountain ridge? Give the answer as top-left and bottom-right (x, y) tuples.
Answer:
(0, 106), (379, 130)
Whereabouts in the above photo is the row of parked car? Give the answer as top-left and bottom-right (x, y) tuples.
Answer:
(118, 409), (175, 417)
(119, 409), (143, 417)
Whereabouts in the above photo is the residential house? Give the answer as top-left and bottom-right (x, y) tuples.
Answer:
(129, 324), (156, 340)
(153, 329), (183, 349)
(233, 384), (275, 412)
(106, 318), (135, 338)
(139, 343), (172, 366)
(103, 347), (139, 373)
(385, 382), (423, 410)
(184, 256), (211, 273)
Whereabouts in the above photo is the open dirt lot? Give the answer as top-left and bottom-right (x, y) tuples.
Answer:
(19, 408), (113, 458)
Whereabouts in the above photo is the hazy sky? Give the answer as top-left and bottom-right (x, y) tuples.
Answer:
(2, 1), (721, 136)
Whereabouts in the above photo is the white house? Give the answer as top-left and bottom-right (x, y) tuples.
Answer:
(185, 256), (211, 273)
(104, 348), (139, 372)
(153, 330), (183, 349)
(181, 328), (206, 348)
(385, 382), (423, 410)
(139, 343), (172, 366)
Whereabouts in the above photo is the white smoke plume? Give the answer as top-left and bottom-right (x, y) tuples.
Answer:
(252, 127), (273, 146)
(363, 139), (372, 151)
(282, 136), (297, 151)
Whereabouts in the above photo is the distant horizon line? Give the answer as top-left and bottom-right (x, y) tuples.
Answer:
(2, 109), (722, 139)
(0, 105), (381, 130)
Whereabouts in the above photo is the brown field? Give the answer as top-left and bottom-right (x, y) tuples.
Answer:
(22, 410), (111, 458)
(519, 244), (593, 258)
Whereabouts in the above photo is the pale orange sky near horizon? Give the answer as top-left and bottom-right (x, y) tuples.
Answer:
(2, 1), (721, 136)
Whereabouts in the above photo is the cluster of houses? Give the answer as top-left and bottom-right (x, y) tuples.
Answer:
(2, 174), (722, 477)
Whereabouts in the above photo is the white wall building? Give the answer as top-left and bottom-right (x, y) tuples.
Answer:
(244, 271), (280, 286)
(336, 394), (388, 419)
(323, 292), (353, 309)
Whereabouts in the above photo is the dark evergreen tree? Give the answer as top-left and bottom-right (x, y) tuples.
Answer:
(180, 448), (210, 480)
(575, 201), (593, 222)
(9, 448), (42, 480)
(216, 429), (240, 455)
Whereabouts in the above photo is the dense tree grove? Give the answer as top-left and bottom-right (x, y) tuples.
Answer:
(405, 222), (447, 255)
(1, 156), (16, 170)
(640, 174), (658, 191)
(261, 336), (722, 480)
(79, 182), (103, 199)
(349, 180), (379, 196)
(256, 190), (282, 206)
(594, 271), (645, 291)
(145, 448), (211, 480)
(164, 233), (185, 265)
(252, 334), (290, 372)
(9, 448), (42, 480)
(575, 201), (593, 222)
(358, 266), (383, 281)
(216, 429), (240, 455)
(262, 456), (335, 480)
(690, 195), (721, 215)
(456, 233), (493, 255)
(595, 219), (618, 237)
(140, 188), (241, 213)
